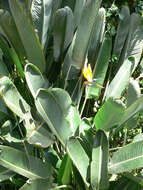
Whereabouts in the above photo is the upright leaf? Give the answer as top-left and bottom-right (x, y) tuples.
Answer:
(88, 8), (106, 64)
(94, 98), (125, 131)
(0, 9), (26, 58)
(105, 59), (132, 100)
(62, 0), (102, 80)
(109, 141), (143, 174)
(53, 6), (74, 62)
(113, 6), (130, 58)
(58, 154), (72, 186)
(31, 0), (53, 49)
(0, 145), (52, 179)
(127, 78), (141, 107)
(119, 14), (143, 72)
(91, 130), (109, 190)
(67, 137), (90, 187)
(87, 36), (112, 98)
(9, 0), (46, 73)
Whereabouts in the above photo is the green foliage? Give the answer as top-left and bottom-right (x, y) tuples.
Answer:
(0, 0), (142, 189)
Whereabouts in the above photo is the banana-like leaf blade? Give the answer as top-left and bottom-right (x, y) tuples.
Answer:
(94, 98), (125, 131)
(87, 36), (112, 98)
(35, 88), (75, 146)
(0, 145), (52, 179)
(9, 0), (46, 73)
(25, 63), (48, 99)
(58, 154), (72, 186)
(119, 96), (143, 126)
(66, 137), (90, 187)
(88, 8), (106, 64)
(0, 9), (26, 58)
(0, 76), (30, 119)
(105, 59), (132, 100)
(109, 141), (143, 174)
(62, 0), (102, 80)
(91, 130), (109, 189)
(53, 6), (74, 62)
(113, 6), (130, 58)
(31, 0), (52, 49)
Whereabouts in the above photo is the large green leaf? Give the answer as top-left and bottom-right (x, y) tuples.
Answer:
(109, 141), (143, 174)
(0, 145), (52, 179)
(58, 154), (72, 186)
(119, 14), (143, 72)
(94, 98), (125, 131)
(27, 122), (55, 148)
(87, 36), (112, 98)
(25, 63), (48, 99)
(119, 96), (143, 126)
(53, 6), (74, 62)
(0, 33), (24, 79)
(31, 0), (52, 49)
(125, 78), (141, 129)
(0, 9), (26, 58)
(19, 179), (54, 190)
(91, 130), (109, 190)
(9, 0), (46, 73)
(35, 88), (75, 146)
(0, 165), (15, 182)
(66, 137), (90, 187)
(127, 78), (141, 107)
(62, 0), (85, 28)
(105, 59), (132, 100)
(113, 6), (130, 58)
(62, 0), (102, 80)
(0, 76), (30, 119)
(88, 8), (106, 64)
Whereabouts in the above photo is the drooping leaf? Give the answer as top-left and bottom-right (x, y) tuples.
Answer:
(53, 6), (74, 62)
(31, 0), (53, 49)
(35, 88), (73, 146)
(66, 137), (90, 187)
(0, 76), (30, 119)
(94, 98), (125, 131)
(109, 140), (143, 174)
(91, 130), (109, 190)
(9, 0), (46, 73)
(62, 0), (102, 80)
(0, 145), (52, 179)
(105, 58), (132, 100)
